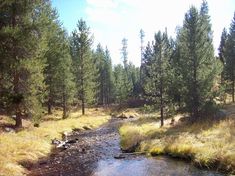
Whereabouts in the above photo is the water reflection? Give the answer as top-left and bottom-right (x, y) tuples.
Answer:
(92, 156), (223, 176)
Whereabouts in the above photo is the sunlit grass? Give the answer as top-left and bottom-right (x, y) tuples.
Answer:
(119, 105), (235, 174)
(0, 109), (110, 176)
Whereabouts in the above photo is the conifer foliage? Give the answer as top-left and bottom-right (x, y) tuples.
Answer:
(177, 2), (217, 120)
(0, 0), (234, 128)
(143, 31), (173, 126)
(222, 13), (235, 102)
(70, 19), (95, 115)
(0, 0), (51, 127)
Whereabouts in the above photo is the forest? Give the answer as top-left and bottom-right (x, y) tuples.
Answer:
(0, 0), (235, 176)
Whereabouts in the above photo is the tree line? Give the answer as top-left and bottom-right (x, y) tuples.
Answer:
(0, 0), (140, 128)
(141, 1), (235, 126)
(0, 1), (234, 128)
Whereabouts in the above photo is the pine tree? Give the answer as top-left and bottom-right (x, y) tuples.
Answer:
(94, 45), (115, 106)
(57, 33), (75, 118)
(0, 0), (51, 127)
(218, 28), (228, 64)
(218, 28), (228, 103)
(45, 18), (75, 118)
(113, 64), (128, 103)
(70, 19), (95, 115)
(94, 44), (105, 105)
(224, 12), (235, 102)
(143, 31), (172, 126)
(104, 47), (115, 105)
(178, 2), (217, 120)
(128, 63), (141, 98)
(120, 38), (132, 99)
(140, 29), (145, 87)
(169, 34), (185, 109)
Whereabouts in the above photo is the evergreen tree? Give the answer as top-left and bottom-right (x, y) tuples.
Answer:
(120, 38), (132, 99)
(218, 28), (228, 64)
(94, 44), (105, 105)
(94, 45), (115, 105)
(57, 34), (75, 118)
(169, 34), (185, 109)
(143, 31), (172, 126)
(121, 38), (128, 69)
(140, 29), (145, 87)
(218, 28), (228, 103)
(104, 47), (115, 105)
(44, 9), (75, 118)
(0, 0), (51, 127)
(128, 63), (141, 98)
(70, 19), (95, 115)
(113, 64), (128, 103)
(45, 21), (75, 118)
(178, 2), (217, 120)
(224, 12), (235, 102)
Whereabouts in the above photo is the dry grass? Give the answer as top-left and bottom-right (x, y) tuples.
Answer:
(119, 104), (235, 174)
(0, 108), (110, 176)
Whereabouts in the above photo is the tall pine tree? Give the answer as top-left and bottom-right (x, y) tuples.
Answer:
(224, 12), (235, 102)
(70, 19), (95, 115)
(143, 31), (172, 126)
(178, 2), (217, 120)
(0, 0), (51, 127)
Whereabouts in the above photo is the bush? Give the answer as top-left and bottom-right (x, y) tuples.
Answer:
(200, 101), (219, 118)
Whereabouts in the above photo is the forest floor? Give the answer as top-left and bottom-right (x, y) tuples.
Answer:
(0, 108), (110, 176)
(120, 103), (235, 174)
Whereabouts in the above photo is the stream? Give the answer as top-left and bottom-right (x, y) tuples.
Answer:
(30, 118), (224, 176)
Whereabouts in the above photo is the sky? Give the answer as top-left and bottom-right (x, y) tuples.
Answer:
(51, 0), (235, 66)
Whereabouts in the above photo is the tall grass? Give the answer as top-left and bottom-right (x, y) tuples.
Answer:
(119, 113), (235, 174)
(0, 109), (110, 176)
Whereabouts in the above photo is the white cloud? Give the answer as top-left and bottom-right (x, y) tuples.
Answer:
(85, 0), (235, 66)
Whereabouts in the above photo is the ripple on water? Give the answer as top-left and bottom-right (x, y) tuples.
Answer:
(91, 156), (224, 176)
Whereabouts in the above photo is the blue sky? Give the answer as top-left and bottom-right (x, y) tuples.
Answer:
(52, 0), (235, 66)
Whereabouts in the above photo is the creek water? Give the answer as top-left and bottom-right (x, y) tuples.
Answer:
(92, 156), (223, 176)
(90, 119), (224, 176)
(30, 118), (225, 176)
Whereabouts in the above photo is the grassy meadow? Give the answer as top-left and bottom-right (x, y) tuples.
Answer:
(119, 104), (235, 174)
(0, 108), (110, 176)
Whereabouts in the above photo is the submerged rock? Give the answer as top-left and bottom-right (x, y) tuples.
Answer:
(114, 155), (125, 159)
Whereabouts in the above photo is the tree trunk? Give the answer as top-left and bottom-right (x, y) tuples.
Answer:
(160, 104), (164, 127)
(232, 78), (235, 103)
(63, 106), (67, 119)
(82, 98), (85, 115)
(80, 50), (85, 115)
(232, 79), (235, 103)
(12, 2), (22, 129)
(159, 47), (164, 127)
(62, 92), (67, 119)
(15, 115), (22, 128)
(160, 81), (164, 127)
(48, 98), (52, 114)
(15, 106), (22, 128)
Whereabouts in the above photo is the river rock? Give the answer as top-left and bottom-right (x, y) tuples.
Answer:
(83, 126), (92, 130)
(117, 112), (138, 119)
(66, 138), (79, 144)
(72, 127), (83, 132)
(114, 155), (125, 159)
(62, 131), (70, 141)
(4, 127), (15, 133)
